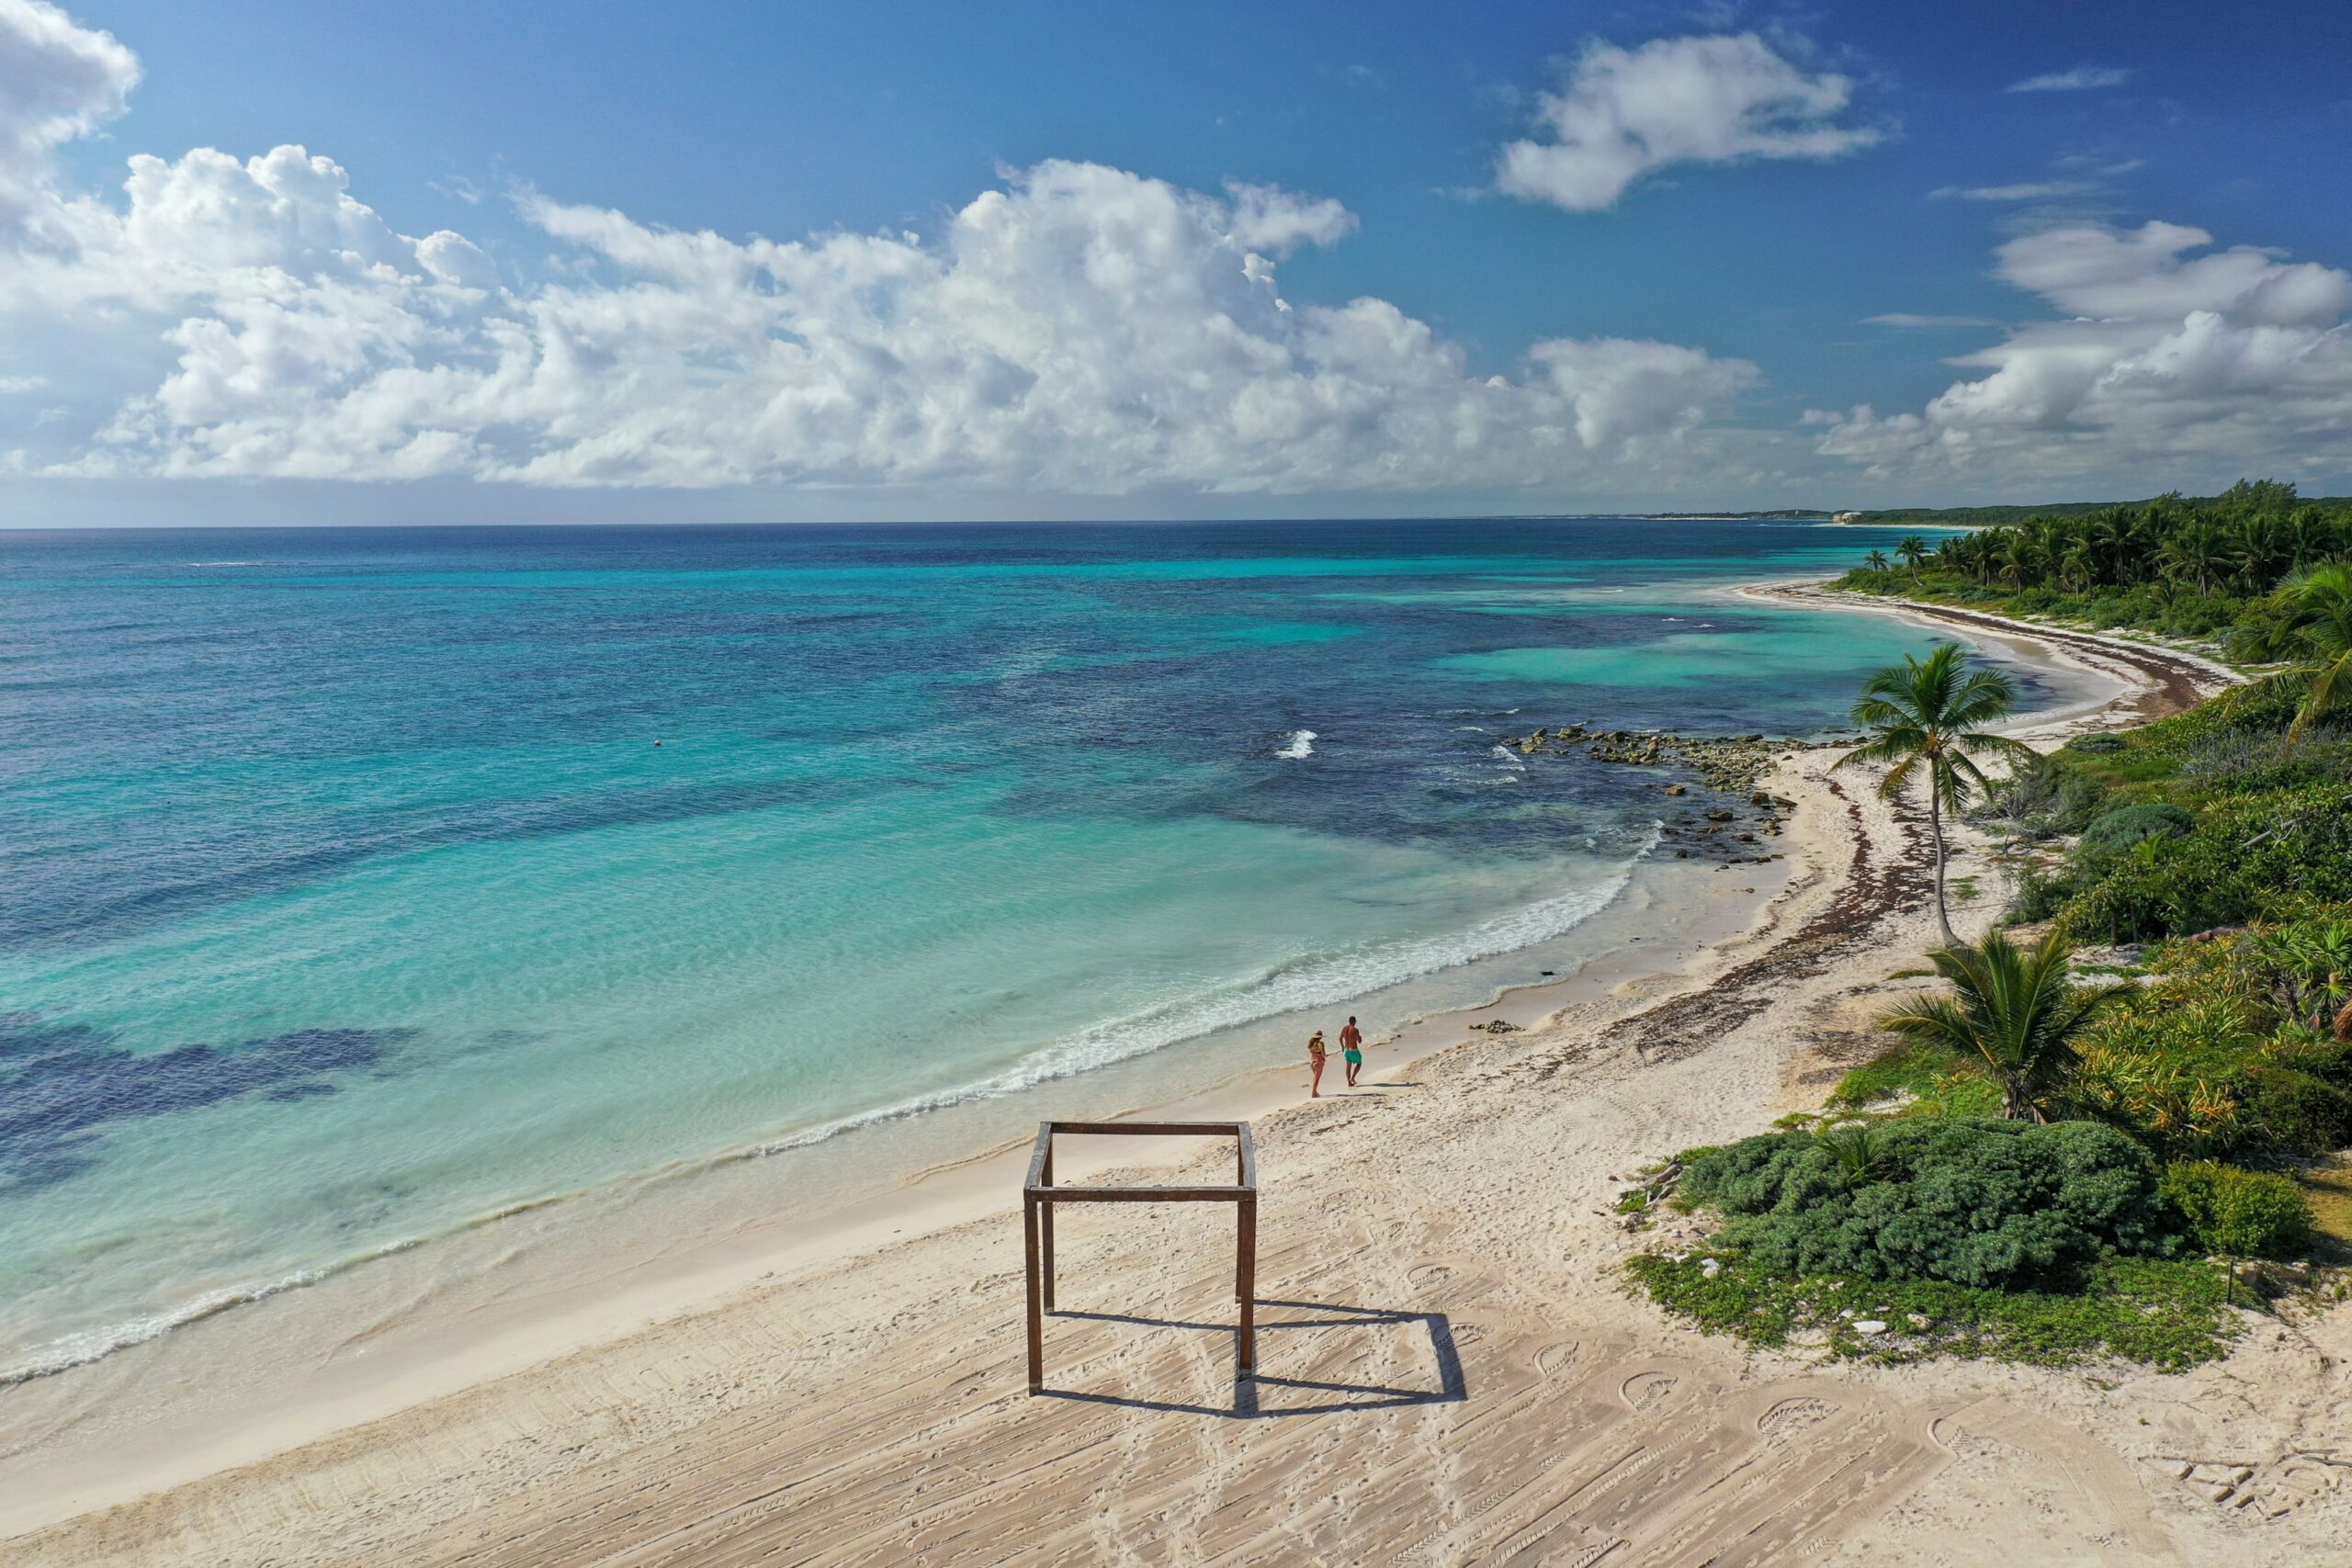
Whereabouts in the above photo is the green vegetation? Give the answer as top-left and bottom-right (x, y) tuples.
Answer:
(1628, 582), (2348, 1370)
(1825, 1042), (1998, 1117)
(1834, 644), (2031, 943)
(1679, 1118), (2171, 1286)
(2276, 563), (2352, 742)
(1625, 1251), (2236, 1370)
(1833, 482), (2352, 687)
(2160, 1161), (2315, 1260)
(1975, 682), (2352, 944)
(2077, 803), (2194, 857)
(1841, 500), (2141, 528)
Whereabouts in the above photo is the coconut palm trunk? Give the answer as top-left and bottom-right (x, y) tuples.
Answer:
(1836, 643), (2033, 952)
(1926, 765), (1953, 946)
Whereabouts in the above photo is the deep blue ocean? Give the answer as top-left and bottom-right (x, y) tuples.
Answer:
(0, 517), (1964, 1378)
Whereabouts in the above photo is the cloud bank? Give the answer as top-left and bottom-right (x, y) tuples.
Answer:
(1811, 220), (2352, 479)
(0, 1), (1757, 497)
(1, 3), (2345, 508)
(1497, 33), (1879, 213)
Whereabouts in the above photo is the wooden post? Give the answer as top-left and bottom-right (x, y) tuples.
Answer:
(1040, 1141), (1056, 1314)
(1237, 1194), (1257, 1377)
(1023, 1193), (1043, 1393)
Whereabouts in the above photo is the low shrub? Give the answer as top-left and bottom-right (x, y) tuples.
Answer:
(2276, 1035), (2352, 1092)
(1988, 753), (2109, 831)
(1678, 1119), (2171, 1289)
(2158, 1160), (2315, 1259)
(2068, 732), (2129, 755)
(2079, 803), (2196, 858)
(1626, 1252), (2238, 1370)
(1827, 1044), (1998, 1117)
(2054, 786), (2352, 942)
(2005, 863), (2079, 925)
(2243, 1066), (2352, 1156)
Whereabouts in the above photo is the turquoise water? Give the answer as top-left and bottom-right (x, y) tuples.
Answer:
(0, 519), (1971, 1379)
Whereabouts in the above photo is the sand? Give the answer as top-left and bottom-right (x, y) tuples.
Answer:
(10, 590), (2350, 1567)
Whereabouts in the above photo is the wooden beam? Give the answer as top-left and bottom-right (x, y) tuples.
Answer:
(1045, 1121), (1246, 1137)
(1026, 1185), (1249, 1202)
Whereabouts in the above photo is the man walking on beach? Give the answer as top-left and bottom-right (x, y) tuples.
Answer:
(1306, 1030), (1328, 1098)
(1340, 1016), (1364, 1088)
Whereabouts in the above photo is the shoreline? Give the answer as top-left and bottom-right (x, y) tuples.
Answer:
(1738, 580), (2242, 719)
(2, 580), (2253, 1562)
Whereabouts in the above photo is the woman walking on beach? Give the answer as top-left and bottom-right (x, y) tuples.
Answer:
(1340, 1016), (1363, 1088)
(1306, 1030), (1328, 1098)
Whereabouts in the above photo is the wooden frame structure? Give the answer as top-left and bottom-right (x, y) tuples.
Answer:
(1023, 1120), (1257, 1393)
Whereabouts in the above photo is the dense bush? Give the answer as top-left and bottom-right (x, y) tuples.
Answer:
(2158, 1161), (2314, 1258)
(2068, 732), (2129, 755)
(1985, 752), (2109, 832)
(2079, 803), (2196, 857)
(2057, 916), (2352, 1161)
(1679, 1119), (2171, 1288)
(2244, 1066), (2352, 1155)
(2177, 726), (2352, 791)
(2053, 785), (2352, 943)
(2005, 862), (2080, 924)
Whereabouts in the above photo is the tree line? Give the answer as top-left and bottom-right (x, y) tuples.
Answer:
(1843, 479), (2352, 740)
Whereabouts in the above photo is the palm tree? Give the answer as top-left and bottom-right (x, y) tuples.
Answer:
(1879, 929), (2124, 1121)
(2276, 562), (2352, 744)
(1836, 644), (2036, 944)
(2058, 544), (2095, 592)
(1995, 536), (2041, 591)
(1865, 548), (1891, 573)
(1896, 535), (1928, 578)
(2159, 524), (2227, 595)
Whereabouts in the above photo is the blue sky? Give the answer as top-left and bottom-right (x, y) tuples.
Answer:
(5, 0), (2351, 523)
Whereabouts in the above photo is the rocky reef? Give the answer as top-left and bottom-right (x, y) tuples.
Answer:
(1498, 723), (1844, 866)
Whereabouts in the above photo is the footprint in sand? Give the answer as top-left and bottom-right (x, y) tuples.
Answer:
(1621, 1370), (1679, 1411)
(1757, 1396), (1840, 1441)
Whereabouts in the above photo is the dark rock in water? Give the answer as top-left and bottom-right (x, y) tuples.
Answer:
(1704, 809), (1734, 822)
(1662, 784), (1686, 795)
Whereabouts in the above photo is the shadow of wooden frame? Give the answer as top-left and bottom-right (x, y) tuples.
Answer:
(1035, 1299), (1467, 1417)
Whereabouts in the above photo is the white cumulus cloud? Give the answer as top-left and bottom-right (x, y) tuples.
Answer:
(0, 0), (134, 237)
(1497, 33), (1880, 213)
(0, 3), (1758, 497)
(1811, 220), (2352, 479)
